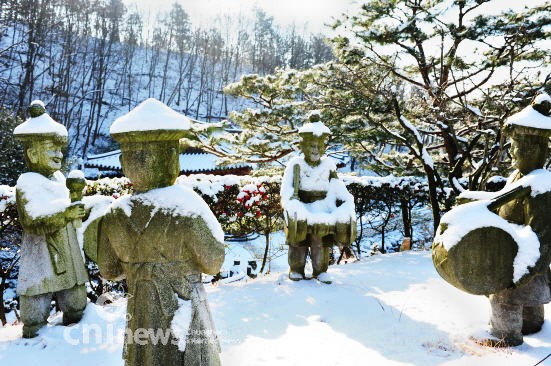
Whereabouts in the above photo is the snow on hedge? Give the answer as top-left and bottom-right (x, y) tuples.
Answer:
(0, 185), (15, 212)
(176, 174), (279, 199)
(1, 172), (439, 215)
(534, 92), (551, 104)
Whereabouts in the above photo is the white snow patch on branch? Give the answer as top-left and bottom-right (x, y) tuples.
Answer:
(466, 105), (483, 117)
(451, 177), (465, 193)
(400, 116), (422, 143)
(421, 148), (434, 169)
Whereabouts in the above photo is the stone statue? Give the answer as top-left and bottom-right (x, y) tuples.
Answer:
(486, 95), (551, 347)
(13, 101), (88, 338)
(86, 98), (225, 366)
(432, 94), (551, 347)
(281, 115), (356, 284)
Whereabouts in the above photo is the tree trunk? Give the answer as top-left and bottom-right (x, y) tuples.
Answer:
(260, 231), (270, 274)
(0, 275), (7, 326)
(400, 198), (412, 239)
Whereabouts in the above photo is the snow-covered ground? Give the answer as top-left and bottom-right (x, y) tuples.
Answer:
(1, 251), (549, 365)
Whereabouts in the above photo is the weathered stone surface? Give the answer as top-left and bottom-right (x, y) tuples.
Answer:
(13, 102), (87, 338)
(91, 100), (225, 365)
(432, 227), (517, 295)
(282, 119), (356, 282)
(436, 95), (551, 346)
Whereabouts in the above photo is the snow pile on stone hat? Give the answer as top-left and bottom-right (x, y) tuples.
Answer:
(13, 100), (68, 141)
(298, 111), (331, 137)
(504, 92), (551, 137)
(110, 98), (191, 143)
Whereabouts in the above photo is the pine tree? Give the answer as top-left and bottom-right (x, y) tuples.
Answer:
(0, 109), (25, 185)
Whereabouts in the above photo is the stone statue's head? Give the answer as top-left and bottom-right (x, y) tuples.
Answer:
(23, 137), (65, 176)
(298, 114), (331, 167)
(118, 139), (181, 193)
(109, 99), (192, 192)
(510, 134), (548, 174)
(14, 101), (68, 177)
(299, 133), (328, 166)
(504, 94), (551, 175)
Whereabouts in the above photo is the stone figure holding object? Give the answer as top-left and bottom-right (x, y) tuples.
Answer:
(432, 94), (551, 347)
(85, 98), (225, 366)
(281, 114), (356, 284)
(13, 101), (88, 338)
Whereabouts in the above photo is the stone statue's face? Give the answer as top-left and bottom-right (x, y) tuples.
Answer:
(120, 141), (180, 192)
(300, 136), (327, 166)
(26, 139), (63, 176)
(510, 137), (547, 174)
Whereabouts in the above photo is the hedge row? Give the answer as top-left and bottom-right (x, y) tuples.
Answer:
(0, 173), (441, 320)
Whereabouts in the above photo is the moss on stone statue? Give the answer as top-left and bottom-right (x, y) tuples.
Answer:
(91, 111), (225, 366)
(13, 102), (87, 338)
(433, 227), (517, 295)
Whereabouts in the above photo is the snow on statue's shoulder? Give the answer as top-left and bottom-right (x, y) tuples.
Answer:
(459, 169), (551, 201)
(16, 172), (70, 219)
(435, 200), (540, 282)
(111, 184), (224, 242)
(298, 122), (331, 136)
(281, 156), (354, 226)
(13, 111), (68, 137)
(509, 169), (551, 196)
(505, 104), (551, 130)
(110, 98), (191, 134)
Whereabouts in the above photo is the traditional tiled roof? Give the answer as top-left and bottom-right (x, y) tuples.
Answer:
(84, 149), (251, 178)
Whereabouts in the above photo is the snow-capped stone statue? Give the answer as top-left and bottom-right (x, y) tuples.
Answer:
(432, 93), (551, 347)
(281, 114), (356, 283)
(13, 101), (88, 338)
(86, 98), (225, 366)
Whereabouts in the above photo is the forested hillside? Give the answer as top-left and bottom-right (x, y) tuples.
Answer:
(0, 0), (332, 160)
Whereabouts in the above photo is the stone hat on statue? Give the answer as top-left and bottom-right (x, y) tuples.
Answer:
(110, 98), (191, 144)
(298, 111), (331, 138)
(504, 93), (551, 138)
(13, 100), (68, 144)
